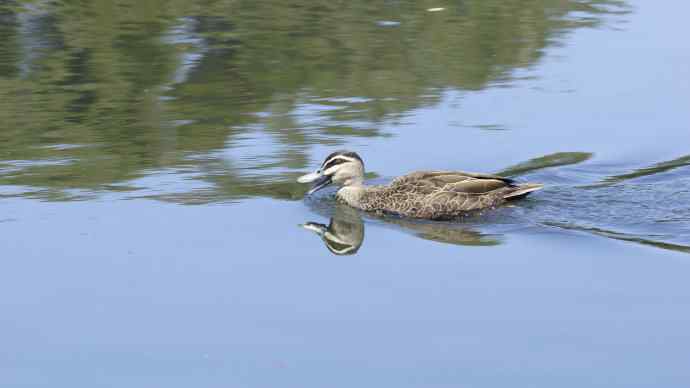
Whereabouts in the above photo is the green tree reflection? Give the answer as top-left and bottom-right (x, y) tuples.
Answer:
(0, 0), (629, 202)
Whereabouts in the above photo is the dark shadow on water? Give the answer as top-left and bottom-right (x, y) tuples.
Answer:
(544, 221), (690, 255)
(497, 152), (594, 177)
(583, 154), (690, 188)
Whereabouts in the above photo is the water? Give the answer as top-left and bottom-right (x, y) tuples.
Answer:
(1, 1), (690, 386)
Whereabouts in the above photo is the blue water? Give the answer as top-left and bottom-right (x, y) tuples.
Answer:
(1, 0), (690, 387)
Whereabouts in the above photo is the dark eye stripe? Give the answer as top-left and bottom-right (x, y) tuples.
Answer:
(323, 158), (348, 170)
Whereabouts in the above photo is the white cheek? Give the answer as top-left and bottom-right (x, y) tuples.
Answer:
(323, 166), (339, 175)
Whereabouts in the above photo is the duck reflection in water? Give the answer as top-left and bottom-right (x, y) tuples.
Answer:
(302, 205), (365, 255)
(301, 203), (502, 256)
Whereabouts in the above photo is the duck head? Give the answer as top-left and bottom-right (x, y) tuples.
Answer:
(297, 150), (365, 195)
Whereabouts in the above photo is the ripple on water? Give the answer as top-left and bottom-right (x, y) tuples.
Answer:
(518, 159), (690, 253)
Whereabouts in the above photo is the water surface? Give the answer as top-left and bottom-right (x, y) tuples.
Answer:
(1, 0), (690, 387)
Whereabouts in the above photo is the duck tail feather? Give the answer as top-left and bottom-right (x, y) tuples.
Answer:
(504, 183), (543, 200)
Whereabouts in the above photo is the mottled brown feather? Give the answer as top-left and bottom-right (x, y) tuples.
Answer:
(340, 170), (541, 220)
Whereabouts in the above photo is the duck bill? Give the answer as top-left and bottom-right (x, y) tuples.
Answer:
(300, 221), (358, 255)
(298, 171), (333, 195)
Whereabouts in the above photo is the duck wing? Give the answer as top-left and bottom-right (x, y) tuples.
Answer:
(383, 171), (528, 219)
(390, 170), (514, 193)
(441, 177), (513, 194)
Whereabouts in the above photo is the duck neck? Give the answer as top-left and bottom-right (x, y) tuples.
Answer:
(337, 181), (366, 209)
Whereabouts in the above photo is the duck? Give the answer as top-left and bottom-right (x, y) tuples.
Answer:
(298, 150), (543, 220)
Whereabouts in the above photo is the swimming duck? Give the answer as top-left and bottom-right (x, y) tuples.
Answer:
(298, 150), (543, 220)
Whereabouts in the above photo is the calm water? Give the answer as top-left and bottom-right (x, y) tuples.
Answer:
(2, 0), (690, 386)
